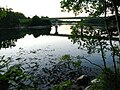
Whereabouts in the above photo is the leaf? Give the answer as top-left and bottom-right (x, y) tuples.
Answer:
(52, 85), (58, 90)
(0, 70), (5, 72)
(74, 60), (81, 68)
(59, 85), (63, 90)
(64, 80), (71, 85)
(60, 54), (71, 61)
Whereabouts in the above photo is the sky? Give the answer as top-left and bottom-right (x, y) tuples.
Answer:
(0, 0), (77, 18)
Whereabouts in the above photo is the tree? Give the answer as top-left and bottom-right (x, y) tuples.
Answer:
(60, 0), (120, 42)
(29, 15), (51, 26)
(0, 7), (6, 19)
(0, 7), (27, 28)
(60, 0), (120, 44)
(60, 0), (120, 65)
(60, 0), (120, 89)
(61, 0), (120, 16)
(29, 15), (40, 26)
(61, 0), (105, 16)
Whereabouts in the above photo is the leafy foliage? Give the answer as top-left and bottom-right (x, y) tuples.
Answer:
(0, 7), (51, 28)
(60, 54), (71, 61)
(90, 68), (120, 90)
(0, 7), (26, 28)
(52, 80), (72, 90)
(29, 15), (51, 26)
(0, 56), (34, 90)
(61, 0), (120, 16)
(0, 7), (6, 19)
(50, 55), (83, 90)
(31, 55), (82, 89)
(60, 0), (120, 90)
(61, 0), (105, 16)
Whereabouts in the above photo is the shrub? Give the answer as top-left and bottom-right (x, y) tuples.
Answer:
(90, 68), (120, 90)
(0, 56), (33, 90)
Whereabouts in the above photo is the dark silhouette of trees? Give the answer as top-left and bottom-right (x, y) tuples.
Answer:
(0, 7), (6, 19)
(29, 15), (51, 26)
(0, 8), (27, 28)
(29, 15), (40, 26)
(0, 7), (51, 28)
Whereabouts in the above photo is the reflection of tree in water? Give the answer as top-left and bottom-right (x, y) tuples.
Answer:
(27, 28), (51, 38)
(0, 39), (16, 49)
(68, 16), (120, 89)
(0, 29), (25, 49)
(69, 24), (119, 70)
(0, 28), (51, 49)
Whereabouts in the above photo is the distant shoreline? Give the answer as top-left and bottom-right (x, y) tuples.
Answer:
(0, 25), (51, 30)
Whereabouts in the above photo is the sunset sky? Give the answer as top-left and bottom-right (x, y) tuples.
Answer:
(0, 0), (77, 17)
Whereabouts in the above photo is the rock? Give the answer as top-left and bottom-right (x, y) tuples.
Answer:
(76, 75), (90, 90)
(77, 75), (90, 86)
(84, 86), (90, 90)
(91, 78), (100, 84)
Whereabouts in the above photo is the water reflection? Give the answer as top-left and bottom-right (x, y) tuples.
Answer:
(69, 25), (119, 71)
(0, 25), (119, 89)
(0, 28), (51, 49)
(0, 25), (119, 68)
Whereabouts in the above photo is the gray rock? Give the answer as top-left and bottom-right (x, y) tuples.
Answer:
(77, 75), (90, 86)
(76, 75), (90, 89)
(91, 78), (100, 83)
(84, 86), (90, 90)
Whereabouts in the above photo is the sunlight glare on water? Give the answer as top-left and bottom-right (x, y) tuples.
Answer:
(50, 25), (72, 34)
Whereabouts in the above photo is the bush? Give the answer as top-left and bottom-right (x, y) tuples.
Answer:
(0, 56), (34, 90)
(90, 68), (120, 90)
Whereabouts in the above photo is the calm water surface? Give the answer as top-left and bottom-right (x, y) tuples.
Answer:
(0, 25), (118, 75)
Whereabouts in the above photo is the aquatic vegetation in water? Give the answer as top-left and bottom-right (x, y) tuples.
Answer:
(0, 56), (35, 90)
(52, 80), (72, 90)
(29, 54), (83, 89)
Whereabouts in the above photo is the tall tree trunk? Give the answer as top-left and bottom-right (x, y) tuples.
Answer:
(110, 1), (120, 89)
(111, 0), (120, 64)
(104, 0), (117, 73)
(99, 39), (107, 70)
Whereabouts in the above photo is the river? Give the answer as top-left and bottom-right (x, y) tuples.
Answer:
(0, 25), (119, 89)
